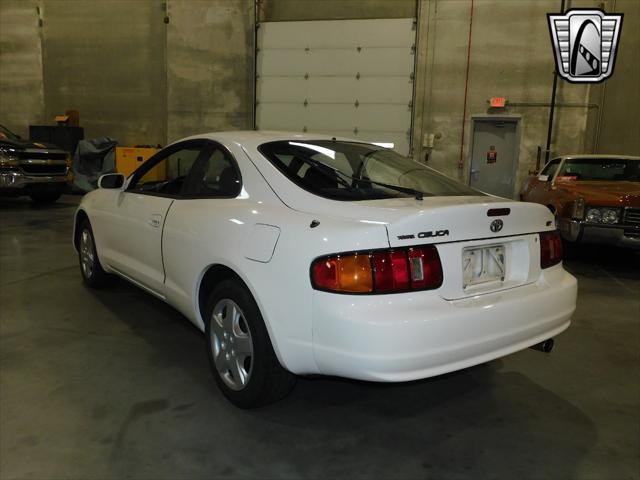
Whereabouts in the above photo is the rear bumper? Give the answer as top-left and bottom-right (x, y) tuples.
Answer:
(312, 265), (576, 382)
(559, 219), (640, 249)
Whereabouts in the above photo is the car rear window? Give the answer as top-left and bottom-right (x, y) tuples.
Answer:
(258, 140), (481, 201)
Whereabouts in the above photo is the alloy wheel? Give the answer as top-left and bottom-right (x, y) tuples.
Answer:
(210, 299), (254, 391)
(80, 229), (95, 279)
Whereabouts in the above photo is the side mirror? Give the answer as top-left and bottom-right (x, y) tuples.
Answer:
(98, 173), (125, 189)
(537, 174), (550, 182)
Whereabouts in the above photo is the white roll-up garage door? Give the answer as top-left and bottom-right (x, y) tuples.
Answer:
(256, 18), (416, 155)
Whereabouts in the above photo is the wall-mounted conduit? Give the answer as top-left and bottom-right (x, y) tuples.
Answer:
(458, 0), (474, 171)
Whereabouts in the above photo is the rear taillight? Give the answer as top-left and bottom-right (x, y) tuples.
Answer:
(540, 231), (563, 268)
(311, 246), (443, 294)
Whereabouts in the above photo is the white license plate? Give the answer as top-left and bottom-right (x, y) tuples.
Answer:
(462, 245), (506, 289)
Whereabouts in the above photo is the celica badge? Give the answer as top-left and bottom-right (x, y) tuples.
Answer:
(547, 9), (623, 83)
(490, 219), (503, 233)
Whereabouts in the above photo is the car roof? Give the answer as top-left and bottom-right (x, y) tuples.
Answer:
(557, 154), (640, 161)
(172, 130), (365, 150)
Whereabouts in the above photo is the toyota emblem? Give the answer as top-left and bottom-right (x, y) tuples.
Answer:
(490, 219), (503, 233)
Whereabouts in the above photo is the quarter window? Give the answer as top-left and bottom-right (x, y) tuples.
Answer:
(191, 146), (241, 197)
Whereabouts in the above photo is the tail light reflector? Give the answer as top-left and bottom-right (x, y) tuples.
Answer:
(540, 231), (563, 268)
(311, 245), (443, 294)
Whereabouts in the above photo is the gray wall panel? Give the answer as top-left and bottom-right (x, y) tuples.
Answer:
(41, 0), (166, 146)
(0, 1), (44, 138)
(166, 0), (253, 142)
(594, 0), (640, 155)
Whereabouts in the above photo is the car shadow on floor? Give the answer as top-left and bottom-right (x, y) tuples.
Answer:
(564, 243), (640, 285)
(0, 195), (81, 210)
(84, 274), (599, 479)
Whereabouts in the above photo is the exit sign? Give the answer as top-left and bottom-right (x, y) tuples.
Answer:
(490, 97), (507, 108)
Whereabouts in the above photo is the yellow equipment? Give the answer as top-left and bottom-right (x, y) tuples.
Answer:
(115, 147), (162, 179)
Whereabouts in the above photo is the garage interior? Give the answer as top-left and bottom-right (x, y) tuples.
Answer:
(1, 0), (639, 479)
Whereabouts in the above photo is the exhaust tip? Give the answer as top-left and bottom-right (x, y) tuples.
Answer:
(530, 338), (555, 353)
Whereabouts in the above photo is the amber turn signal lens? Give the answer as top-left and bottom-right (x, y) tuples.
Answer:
(311, 254), (373, 293)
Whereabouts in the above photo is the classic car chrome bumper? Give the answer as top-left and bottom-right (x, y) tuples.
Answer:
(559, 218), (640, 249)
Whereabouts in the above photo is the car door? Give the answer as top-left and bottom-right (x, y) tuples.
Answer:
(161, 142), (244, 319)
(104, 140), (210, 296)
(524, 158), (562, 205)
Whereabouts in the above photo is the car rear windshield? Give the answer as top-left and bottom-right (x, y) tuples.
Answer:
(258, 140), (481, 201)
(558, 158), (639, 181)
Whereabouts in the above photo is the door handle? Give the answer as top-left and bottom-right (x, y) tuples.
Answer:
(148, 214), (162, 228)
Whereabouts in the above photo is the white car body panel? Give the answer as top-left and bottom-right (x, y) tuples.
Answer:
(74, 131), (577, 379)
(243, 224), (281, 263)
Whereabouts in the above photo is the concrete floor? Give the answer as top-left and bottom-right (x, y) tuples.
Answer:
(1, 195), (638, 480)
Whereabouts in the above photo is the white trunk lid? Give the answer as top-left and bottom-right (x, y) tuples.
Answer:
(288, 195), (555, 300)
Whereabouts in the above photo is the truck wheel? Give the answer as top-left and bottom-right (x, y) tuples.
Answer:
(78, 219), (109, 287)
(30, 192), (61, 204)
(204, 279), (296, 408)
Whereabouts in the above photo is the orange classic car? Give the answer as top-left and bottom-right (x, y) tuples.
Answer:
(521, 155), (640, 249)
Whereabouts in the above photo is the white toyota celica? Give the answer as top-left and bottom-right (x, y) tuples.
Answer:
(74, 131), (577, 408)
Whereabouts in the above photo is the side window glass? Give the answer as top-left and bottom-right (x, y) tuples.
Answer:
(542, 159), (561, 177)
(192, 147), (241, 197)
(129, 146), (202, 195)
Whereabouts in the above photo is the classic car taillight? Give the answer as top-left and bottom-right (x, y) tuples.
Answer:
(540, 231), (563, 269)
(311, 246), (443, 294)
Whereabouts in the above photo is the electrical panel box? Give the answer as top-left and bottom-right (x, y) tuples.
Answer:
(115, 147), (161, 178)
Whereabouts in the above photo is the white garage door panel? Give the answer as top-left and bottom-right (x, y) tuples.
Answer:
(260, 49), (412, 77)
(305, 105), (359, 131)
(257, 78), (306, 102)
(355, 48), (414, 75)
(258, 50), (309, 76)
(256, 18), (416, 155)
(258, 77), (411, 105)
(356, 105), (410, 131)
(260, 18), (414, 49)
(358, 77), (413, 103)
(307, 78), (356, 103)
(257, 104), (306, 130)
(360, 131), (408, 149)
(312, 130), (407, 151)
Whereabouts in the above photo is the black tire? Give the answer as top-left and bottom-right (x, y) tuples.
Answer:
(204, 279), (296, 408)
(561, 238), (577, 260)
(77, 219), (110, 288)
(30, 192), (61, 204)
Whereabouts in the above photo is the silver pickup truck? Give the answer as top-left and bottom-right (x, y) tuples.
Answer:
(0, 124), (71, 204)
